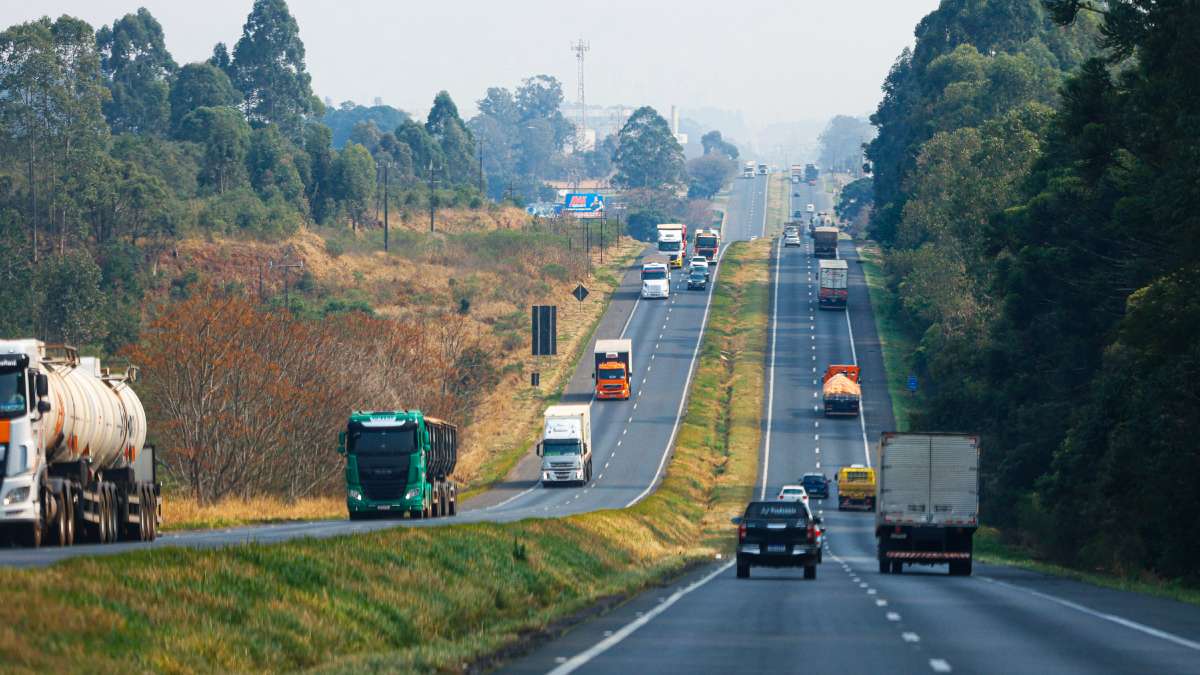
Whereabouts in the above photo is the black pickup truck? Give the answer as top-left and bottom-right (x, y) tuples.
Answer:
(732, 501), (822, 579)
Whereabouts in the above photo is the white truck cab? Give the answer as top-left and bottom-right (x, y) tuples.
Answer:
(641, 262), (670, 299)
(538, 405), (592, 486)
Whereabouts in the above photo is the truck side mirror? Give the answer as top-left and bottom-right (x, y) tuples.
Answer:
(730, 516), (742, 525)
(535, 442), (543, 457)
(37, 400), (51, 414)
(336, 431), (346, 455)
(35, 372), (48, 398)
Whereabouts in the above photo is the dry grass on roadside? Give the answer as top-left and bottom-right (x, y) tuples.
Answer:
(0, 241), (772, 674)
(162, 495), (346, 531)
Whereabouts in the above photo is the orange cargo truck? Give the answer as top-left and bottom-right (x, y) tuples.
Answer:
(822, 365), (861, 417)
(594, 339), (633, 400)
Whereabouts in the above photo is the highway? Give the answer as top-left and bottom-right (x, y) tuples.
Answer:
(504, 178), (1200, 674)
(0, 175), (771, 568)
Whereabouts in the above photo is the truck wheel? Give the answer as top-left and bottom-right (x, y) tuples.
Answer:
(133, 485), (151, 541)
(95, 486), (110, 544)
(106, 484), (119, 544)
(878, 558), (889, 574)
(448, 486), (457, 516)
(891, 560), (903, 574)
(62, 484), (75, 546)
(736, 562), (749, 579)
(147, 489), (159, 541)
(408, 509), (422, 520)
(50, 486), (68, 546)
(804, 565), (817, 580)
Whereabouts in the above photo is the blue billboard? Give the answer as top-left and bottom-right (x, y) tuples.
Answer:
(563, 192), (605, 217)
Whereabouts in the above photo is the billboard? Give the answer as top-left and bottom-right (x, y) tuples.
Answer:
(564, 192), (605, 218)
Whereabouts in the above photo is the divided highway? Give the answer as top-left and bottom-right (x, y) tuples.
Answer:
(506, 179), (1200, 675)
(0, 175), (771, 567)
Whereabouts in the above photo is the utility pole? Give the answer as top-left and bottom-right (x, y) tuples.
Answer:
(270, 259), (304, 311)
(382, 162), (390, 252)
(427, 159), (438, 233)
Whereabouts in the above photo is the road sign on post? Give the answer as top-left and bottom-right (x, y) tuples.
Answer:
(572, 284), (589, 303)
(531, 305), (557, 356)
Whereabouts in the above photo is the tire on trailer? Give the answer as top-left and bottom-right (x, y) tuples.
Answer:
(891, 560), (903, 574)
(804, 565), (817, 580)
(448, 486), (457, 516)
(949, 559), (972, 576)
(62, 483), (75, 546)
(49, 485), (68, 546)
(878, 558), (889, 574)
(95, 485), (110, 544)
(736, 562), (749, 579)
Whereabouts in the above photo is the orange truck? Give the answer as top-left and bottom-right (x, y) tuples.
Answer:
(822, 365), (861, 417)
(594, 339), (633, 400)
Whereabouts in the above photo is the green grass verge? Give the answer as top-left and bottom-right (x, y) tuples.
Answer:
(855, 242), (920, 431)
(974, 527), (1200, 607)
(0, 241), (772, 673)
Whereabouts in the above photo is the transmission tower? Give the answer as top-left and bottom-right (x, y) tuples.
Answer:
(570, 39), (590, 151)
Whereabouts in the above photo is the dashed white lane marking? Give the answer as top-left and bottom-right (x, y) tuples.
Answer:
(628, 416), (633, 423)
(859, 582), (868, 588)
(929, 659), (952, 673)
(815, 434), (820, 441)
(633, 402), (638, 410)
(876, 599), (888, 607)
(605, 461), (610, 468)
(814, 421), (820, 428)
(886, 612), (901, 622)
(815, 461), (820, 468)
(902, 632), (920, 643)
(814, 447), (820, 454)
(867, 588), (876, 595)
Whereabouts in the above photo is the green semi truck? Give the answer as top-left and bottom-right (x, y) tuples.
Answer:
(338, 410), (458, 520)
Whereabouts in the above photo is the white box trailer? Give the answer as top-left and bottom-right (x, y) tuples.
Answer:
(875, 433), (979, 576)
(538, 405), (592, 485)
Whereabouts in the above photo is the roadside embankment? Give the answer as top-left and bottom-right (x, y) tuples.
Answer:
(0, 240), (771, 673)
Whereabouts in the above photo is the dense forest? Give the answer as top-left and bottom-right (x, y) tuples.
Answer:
(865, 0), (1200, 583)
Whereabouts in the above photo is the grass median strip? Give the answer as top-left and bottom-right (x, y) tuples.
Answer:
(856, 241), (920, 431)
(0, 240), (771, 674)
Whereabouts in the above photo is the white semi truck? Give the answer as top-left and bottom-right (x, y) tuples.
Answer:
(0, 339), (159, 547)
(537, 405), (592, 486)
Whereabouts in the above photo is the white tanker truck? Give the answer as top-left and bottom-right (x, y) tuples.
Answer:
(0, 339), (159, 547)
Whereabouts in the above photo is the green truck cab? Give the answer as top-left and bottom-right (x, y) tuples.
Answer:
(338, 410), (458, 520)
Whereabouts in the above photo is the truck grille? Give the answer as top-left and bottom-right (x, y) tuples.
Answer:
(357, 455), (411, 501)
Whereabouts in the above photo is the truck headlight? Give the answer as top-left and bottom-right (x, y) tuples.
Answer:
(405, 487), (422, 500)
(347, 489), (363, 501)
(3, 486), (29, 506)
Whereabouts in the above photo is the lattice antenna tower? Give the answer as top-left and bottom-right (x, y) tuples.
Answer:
(570, 39), (590, 150)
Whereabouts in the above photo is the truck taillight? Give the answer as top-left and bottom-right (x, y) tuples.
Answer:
(807, 524), (817, 543)
(738, 524), (746, 540)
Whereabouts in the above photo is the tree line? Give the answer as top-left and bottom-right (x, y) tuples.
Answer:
(865, 0), (1200, 583)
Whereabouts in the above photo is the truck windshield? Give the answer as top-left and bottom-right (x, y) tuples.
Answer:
(845, 471), (871, 482)
(0, 369), (27, 418)
(348, 428), (417, 455)
(657, 241), (681, 252)
(598, 366), (625, 381)
(697, 237), (717, 247)
(543, 439), (582, 456)
(642, 269), (667, 280)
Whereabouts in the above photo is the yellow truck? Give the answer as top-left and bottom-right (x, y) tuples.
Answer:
(836, 464), (876, 511)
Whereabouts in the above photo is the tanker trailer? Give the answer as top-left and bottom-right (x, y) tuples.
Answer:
(0, 339), (159, 547)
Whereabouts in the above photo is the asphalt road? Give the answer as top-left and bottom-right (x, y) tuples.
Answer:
(0, 175), (771, 568)
(504, 178), (1200, 675)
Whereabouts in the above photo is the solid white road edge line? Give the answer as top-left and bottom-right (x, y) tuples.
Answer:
(843, 276), (872, 468)
(548, 561), (735, 675)
(624, 235), (734, 508)
(760, 236), (783, 500)
(980, 576), (1200, 652)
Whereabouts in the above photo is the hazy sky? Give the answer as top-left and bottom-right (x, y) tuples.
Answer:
(0, 0), (939, 133)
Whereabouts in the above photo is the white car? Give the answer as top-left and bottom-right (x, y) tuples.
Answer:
(777, 484), (809, 505)
(689, 257), (711, 279)
(806, 203), (815, 213)
(784, 233), (802, 247)
(641, 263), (670, 299)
